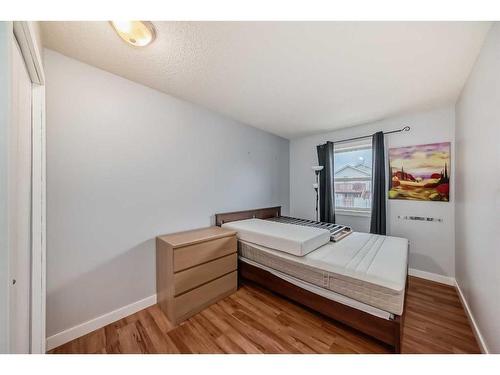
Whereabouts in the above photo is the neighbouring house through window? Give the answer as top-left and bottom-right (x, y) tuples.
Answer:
(333, 139), (372, 213)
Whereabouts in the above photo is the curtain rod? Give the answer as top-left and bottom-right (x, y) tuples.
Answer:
(320, 125), (411, 146)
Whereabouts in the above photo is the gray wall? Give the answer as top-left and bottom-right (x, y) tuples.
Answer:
(455, 23), (500, 353)
(45, 49), (290, 337)
(290, 106), (456, 277)
(0, 21), (12, 353)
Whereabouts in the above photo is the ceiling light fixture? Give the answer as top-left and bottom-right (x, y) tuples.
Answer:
(110, 21), (156, 47)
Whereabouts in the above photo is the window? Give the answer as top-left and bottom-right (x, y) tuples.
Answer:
(333, 139), (372, 213)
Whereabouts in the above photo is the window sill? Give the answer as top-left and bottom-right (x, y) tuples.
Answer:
(335, 209), (371, 218)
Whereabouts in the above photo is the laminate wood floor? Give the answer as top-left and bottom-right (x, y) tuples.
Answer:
(48, 276), (481, 354)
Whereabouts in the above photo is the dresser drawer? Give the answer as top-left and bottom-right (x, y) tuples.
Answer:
(174, 253), (237, 296)
(157, 226), (237, 325)
(174, 271), (237, 322)
(173, 236), (236, 272)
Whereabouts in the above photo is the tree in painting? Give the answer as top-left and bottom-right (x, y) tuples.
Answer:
(388, 142), (450, 201)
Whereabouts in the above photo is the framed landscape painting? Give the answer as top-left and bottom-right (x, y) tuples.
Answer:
(388, 142), (450, 202)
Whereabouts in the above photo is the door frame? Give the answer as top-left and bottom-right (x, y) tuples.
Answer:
(12, 21), (46, 354)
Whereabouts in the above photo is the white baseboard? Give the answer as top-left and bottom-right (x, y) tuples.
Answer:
(408, 268), (455, 286)
(455, 281), (489, 354)
(46, 294), (157, 352)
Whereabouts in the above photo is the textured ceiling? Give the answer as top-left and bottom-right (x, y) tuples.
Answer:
(41, 21), (491, 139)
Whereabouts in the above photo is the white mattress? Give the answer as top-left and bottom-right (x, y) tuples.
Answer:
(222, 218), (331, 256)
(240, 257), (393, 320)
(238, 232), (408, 315)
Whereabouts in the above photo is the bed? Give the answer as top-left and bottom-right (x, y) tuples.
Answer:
(215, 206), (408, 353)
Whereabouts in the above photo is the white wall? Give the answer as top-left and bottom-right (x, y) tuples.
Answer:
(45, 49), (290, 337)
(0, 21), (12, 354)
(455, 23), (500, 353)
(290, 106), (455, 277)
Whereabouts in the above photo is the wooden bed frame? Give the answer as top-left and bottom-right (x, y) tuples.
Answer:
(215, 206), (406, 353)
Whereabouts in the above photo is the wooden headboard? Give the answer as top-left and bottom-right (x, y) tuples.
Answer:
(215, 206), (281, 226)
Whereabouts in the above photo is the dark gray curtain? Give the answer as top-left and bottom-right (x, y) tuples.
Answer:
(316, 142), (335, 223)
(370, 131), (386, 234)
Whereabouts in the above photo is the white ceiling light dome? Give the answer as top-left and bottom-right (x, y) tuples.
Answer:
(110, 21), (156, 47)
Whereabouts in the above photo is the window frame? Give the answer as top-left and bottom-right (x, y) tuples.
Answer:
(333, 138), (373, 217)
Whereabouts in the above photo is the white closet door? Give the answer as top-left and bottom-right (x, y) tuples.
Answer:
(9, 37), (32, 354)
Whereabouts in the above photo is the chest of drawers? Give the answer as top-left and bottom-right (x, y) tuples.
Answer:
(156, 226), (237, 324)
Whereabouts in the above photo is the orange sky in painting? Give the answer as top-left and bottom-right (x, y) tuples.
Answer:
(389, 142), (450, 178)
